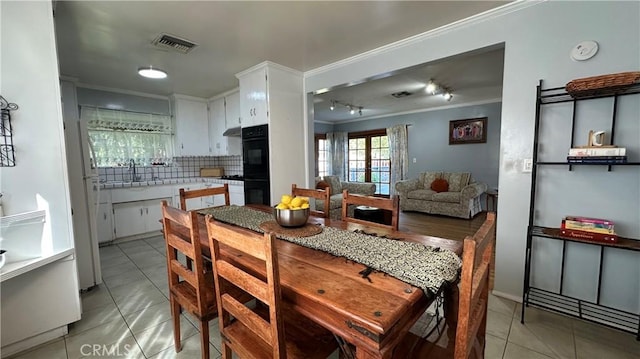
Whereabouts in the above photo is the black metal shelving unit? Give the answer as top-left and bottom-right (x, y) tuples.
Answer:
(522, 80), (640, 340)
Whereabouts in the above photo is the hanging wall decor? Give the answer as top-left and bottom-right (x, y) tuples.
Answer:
(449, 117), (487, 145)
(1, 95), (18, 167)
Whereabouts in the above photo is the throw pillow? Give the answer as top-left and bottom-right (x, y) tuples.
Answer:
(431, 178), (449, 193)
(323, 175), (342, 197)
(316, 180), (330, 191)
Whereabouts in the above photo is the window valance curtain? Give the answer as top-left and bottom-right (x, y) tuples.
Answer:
(83, 107), (172, 133)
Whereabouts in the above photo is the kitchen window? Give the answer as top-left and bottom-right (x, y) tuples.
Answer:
(348, 130), (390, 196)
(82, 107), (173, 167)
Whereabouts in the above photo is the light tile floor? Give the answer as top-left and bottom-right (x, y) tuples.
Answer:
(8, 235), (640, 359)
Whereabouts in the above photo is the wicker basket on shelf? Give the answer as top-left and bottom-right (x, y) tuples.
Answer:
(565, 71), (640, 98)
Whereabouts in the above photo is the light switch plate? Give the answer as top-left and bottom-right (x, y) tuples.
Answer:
(523, 158), (533, 173)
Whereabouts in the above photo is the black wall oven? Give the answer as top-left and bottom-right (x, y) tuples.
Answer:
(242, 124), (270, 205)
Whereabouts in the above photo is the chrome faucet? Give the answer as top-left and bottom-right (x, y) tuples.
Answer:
(129, 159), (138, 182)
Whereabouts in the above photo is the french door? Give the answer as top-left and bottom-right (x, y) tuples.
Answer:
(348, 130), (390, 196)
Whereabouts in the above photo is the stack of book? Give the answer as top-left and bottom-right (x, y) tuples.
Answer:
(567, 147), (627, 164)
(560, 216), (618, 243)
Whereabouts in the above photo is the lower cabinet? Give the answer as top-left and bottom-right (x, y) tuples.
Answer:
(113, 198), (170, 239)
(96, 203), (114, 243)
(229, 184), (245, 206)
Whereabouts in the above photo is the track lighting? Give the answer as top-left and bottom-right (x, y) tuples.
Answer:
(425, 79), (453, 101)
(329, 99), (364, 116)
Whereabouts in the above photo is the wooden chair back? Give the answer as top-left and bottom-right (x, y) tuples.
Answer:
(162, 200), (216, 358)
(291, 183), (331, 218)
(341, 189), (400, 230)
(454, 211), (495, 359)
(179, 184), (230, 211)
(206, 217), (286, 358)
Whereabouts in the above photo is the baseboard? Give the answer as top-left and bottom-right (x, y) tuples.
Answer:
(1, 326), (67, 358)
(491, 290), (522, 304)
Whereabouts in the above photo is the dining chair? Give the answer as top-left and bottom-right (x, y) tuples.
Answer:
(291, 183), (331, 218)
(394, 212), (496, 359)
(341, 189), (400, 230)
(161, 200), (216, 359)
(179, 184), (230, 211)
(205, 216), (338, 359)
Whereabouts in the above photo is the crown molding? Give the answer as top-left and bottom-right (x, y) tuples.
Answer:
(208, 87), (240, 102)
(235, 60), (303, 79)
(305, 0), (542, 78)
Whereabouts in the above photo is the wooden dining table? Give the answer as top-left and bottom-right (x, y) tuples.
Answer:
(192, 204), (463, 359)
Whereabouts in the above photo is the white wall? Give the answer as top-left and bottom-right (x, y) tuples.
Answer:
(0, 2), (74, 251)
(304, 1), (640, 303)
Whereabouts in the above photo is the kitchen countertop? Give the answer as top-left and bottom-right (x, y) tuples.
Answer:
(100, 177), (243, 189)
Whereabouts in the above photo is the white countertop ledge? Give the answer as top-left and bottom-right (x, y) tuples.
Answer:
(0, 248), (75, 282)
(100, 177), (243, 189)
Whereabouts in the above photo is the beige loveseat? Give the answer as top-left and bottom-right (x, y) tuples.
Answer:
(315, 175), (376, 220)
(395, 171), (486, 219)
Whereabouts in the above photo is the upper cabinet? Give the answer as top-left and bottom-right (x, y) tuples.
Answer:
(171, 95), (209, 156)
(208, 91), (241, 156)
(237, 66), (268, 127)
(225, 91), (241, 129)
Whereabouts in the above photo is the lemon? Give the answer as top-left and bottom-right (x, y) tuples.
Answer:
(281, 195), (293, 205)
(301, 203), (309, 209)
(276, 203), (288, 210)
(291, 206), (301, 210)
(290, 197), (303, 208)
(299, 196), (309, 204)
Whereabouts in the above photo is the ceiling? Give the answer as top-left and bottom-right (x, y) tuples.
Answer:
(54, 1), (508, 122)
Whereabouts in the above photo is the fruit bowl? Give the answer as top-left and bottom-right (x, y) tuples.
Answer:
(273, 207), (310, 227)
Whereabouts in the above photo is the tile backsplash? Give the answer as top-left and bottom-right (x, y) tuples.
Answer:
(98, 155), (242, 183)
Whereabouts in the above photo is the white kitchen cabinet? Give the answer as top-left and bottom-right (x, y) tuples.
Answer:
(96, 203), (114, 243)
(236, 62), (305, 204)
(172, 95), (209, 156)
(176, 183), (206, 210)
(238, 67), (268, 127)
(225, 90), (241, 129)
(113, 198), (170, 239)
(229, 184), (245, 206)
(209, 93), (241, 156)
(201, 183), (225, 207)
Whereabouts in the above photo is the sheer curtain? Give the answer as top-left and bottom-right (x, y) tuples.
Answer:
(81, 106), (173, 167)
(326, 132), (349, 181)
(387, 124), (409, 196)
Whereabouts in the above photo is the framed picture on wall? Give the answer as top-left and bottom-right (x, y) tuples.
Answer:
(449, 117), (487, 145)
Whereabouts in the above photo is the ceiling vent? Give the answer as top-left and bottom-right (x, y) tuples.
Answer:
(391, 91), (413, 98)
(152, 33), (198, 54)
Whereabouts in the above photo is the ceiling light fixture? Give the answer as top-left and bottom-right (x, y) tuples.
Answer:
(425, 80), (437, 94)
(138, 66), (167, 79)
(425, 79), (453, 101)
(329, 99), (364, 116)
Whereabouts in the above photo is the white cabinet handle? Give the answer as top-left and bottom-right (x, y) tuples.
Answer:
(146, 208), (149, 215)
(140, 208), (143, 216)
(103, 213), (107, 220)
